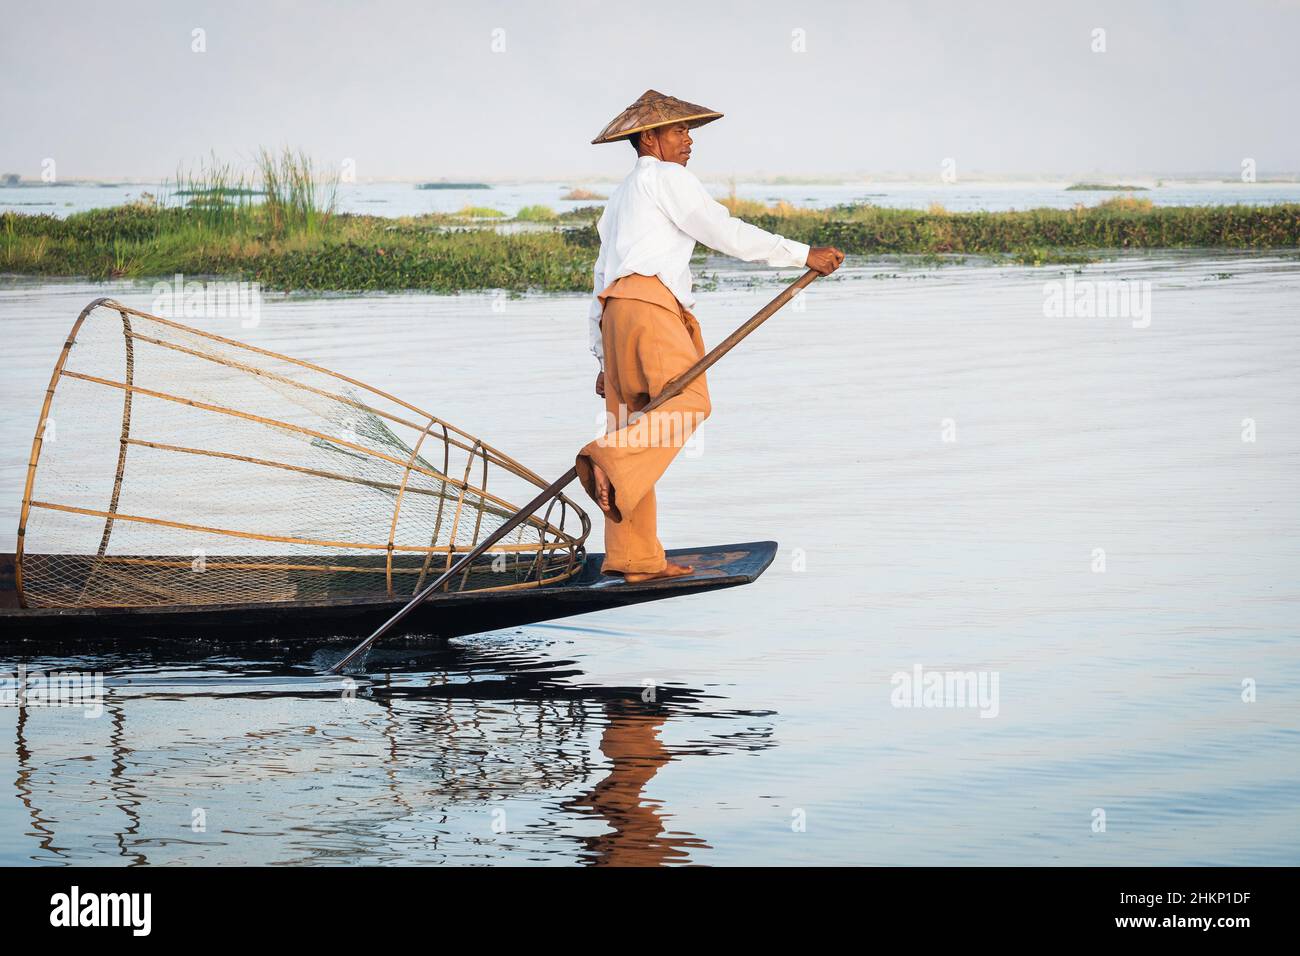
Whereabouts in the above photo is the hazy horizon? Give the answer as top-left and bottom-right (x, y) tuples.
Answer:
(5, 171), (1300, 186)
(2, 0), (1297, 182)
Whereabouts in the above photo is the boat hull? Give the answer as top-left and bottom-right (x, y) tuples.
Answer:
(0, 542), (776, 642)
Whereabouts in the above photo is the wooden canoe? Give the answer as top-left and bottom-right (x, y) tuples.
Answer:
(0, 541), (776, 642)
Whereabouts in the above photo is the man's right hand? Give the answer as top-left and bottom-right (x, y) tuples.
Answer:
(807, 246), (845, 275)
(595, 370), (605, 398)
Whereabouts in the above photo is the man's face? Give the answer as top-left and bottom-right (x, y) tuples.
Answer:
(644, 122), (693, 166)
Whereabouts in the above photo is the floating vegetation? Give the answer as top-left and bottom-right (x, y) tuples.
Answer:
(720, 196), (797, 217)
(417, 181), (490, 190)
(561, 187), (607, 201)
(515, 204), (558, 222)
(175, 186), (262, 196)
(558, 204), (603, 223)
(1067, 183), (1149, 191)
(455, 205), (506, 218)
(2, 163), (1296, 293)
(738, 199), (1297, 258)
(1091, 194), (1155, 213)
(1008, 248), (1101, 266)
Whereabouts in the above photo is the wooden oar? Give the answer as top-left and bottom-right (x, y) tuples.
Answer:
(329, 267), (821, 674)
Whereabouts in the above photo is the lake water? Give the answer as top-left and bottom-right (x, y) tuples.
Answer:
(4, 179), (1300, 219)
(1, 252), (1298, 865)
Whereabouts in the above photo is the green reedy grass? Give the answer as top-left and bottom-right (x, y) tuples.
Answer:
(455, 205), (506, 219)
(515, 204), (558, 222)
(255, 148), (337, 237)
(738, 200), (1300, 256)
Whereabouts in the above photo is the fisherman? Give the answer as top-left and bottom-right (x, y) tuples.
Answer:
(577, 90), (844, 583)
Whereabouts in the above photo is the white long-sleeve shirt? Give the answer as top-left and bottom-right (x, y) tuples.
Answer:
(587, 155), (811, 369)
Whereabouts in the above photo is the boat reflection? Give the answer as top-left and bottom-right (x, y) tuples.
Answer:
(2, 635), (775, 865)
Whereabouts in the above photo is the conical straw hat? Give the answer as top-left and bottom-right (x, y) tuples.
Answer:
(591, 90), (723, 145)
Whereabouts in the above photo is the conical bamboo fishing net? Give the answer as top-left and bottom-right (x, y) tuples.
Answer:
(15, 298), (589, 609)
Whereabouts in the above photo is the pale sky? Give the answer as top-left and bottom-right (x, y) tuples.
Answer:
(2, 0), (1297, 181)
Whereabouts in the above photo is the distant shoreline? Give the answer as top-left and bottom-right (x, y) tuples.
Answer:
(3, 196), (1297, 292)
(4, 175), (1300, 188)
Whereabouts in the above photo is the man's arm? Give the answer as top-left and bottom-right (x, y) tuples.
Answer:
(655, 163), (810, 268)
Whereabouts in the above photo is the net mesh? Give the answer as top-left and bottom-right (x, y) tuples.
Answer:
(16, 298), (589, 608)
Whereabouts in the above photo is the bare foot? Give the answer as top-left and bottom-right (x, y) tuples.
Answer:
(623, 561), (694, 584)
(592, 462), (612, 514)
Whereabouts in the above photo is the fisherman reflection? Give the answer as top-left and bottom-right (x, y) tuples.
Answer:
(564, 696), (708, 866)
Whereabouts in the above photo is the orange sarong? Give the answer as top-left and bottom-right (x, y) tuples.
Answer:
(575, 274), (711, 574)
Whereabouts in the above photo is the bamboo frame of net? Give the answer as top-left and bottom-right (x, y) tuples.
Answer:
(15, 298), (590, 609)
